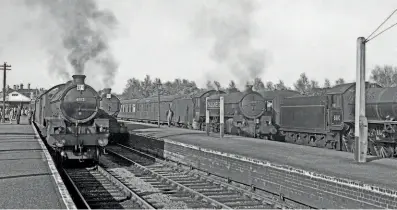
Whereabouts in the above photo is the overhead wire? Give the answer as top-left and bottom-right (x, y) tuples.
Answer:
(366, 22), (397, 42)
(365, 8), (397, 43)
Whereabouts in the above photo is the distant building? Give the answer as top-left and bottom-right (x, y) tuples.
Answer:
(0, 83), (41, 108)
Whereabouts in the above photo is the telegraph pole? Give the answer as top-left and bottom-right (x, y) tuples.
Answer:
(354, 37), (368, 163)
(157, 83), (161, 128)
(1, 62), (11, 123)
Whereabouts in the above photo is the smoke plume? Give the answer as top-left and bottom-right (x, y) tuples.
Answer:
(24, 0), (119, 88)
(192, 0), (265, 86)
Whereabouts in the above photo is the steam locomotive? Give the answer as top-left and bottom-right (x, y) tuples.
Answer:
(98, 88), (129, 143)
(33, 75), (110, 164)
(118, 81), (397, 158)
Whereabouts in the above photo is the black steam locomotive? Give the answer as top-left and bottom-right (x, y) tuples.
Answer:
(98, 88), (129, 143)
(33, 75), (110, 164)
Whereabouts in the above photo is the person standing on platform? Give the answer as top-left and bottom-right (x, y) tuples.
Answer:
(165, 105), (174, 127)
(9, 108), (13, 124)
(16, 106), (22, 124)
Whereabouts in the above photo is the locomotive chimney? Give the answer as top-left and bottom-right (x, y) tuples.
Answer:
(72, 75), (86, 85)
(28, 83), (31, 90)
(103, 88), (111, 94)
(20, 83), (23, 89)
(13, 85), (16, 90)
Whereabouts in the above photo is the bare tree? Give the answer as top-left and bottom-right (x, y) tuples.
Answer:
(370, 65), (397, 87)
(253, 77), (265, 91)
(335, 78), (345, 85)
(294, 73), (320, 95)
(213, 80), (222, 91)
(324, 79), (331, 88)
(274, 80), (288, 90)
(206, 80), (215, 90)
(265, 81), (275, 90)
(227, 80), (239, 93)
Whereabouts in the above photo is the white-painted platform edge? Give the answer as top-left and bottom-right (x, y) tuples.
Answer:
(133, 132), (397, 198)
(31, 123), (77, 210)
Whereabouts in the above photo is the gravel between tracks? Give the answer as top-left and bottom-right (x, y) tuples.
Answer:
(108, 167), (189, 209)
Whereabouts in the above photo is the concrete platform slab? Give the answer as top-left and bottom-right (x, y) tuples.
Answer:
(0, 117), (75, 209)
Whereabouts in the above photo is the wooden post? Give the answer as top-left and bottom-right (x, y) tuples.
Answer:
(206, 97), (210, 136)
(219, 96), (224, 138)
(354, 37), (368, 163)
(157, 83), (161, 128)
(1, 62), (11, 123)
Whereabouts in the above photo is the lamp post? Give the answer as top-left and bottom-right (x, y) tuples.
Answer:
(156, 82), (162, 128)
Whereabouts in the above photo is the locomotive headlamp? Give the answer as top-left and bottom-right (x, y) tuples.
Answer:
(102, 138), (108, 146)
(98, 138), (108, 147)
(98, 139), (104, 146)
(55, 139), (66, 147)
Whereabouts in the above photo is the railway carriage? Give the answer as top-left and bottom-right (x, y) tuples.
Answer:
(33, 75), (110, 164)
(118, 90), (222, 127)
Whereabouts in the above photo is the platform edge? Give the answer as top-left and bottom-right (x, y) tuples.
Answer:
(134, 131), (397, 198)
(31, 123), (77, 210)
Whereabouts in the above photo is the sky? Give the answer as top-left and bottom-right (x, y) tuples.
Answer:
(1, 0), (397, 93)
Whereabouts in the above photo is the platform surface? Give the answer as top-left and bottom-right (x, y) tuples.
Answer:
(123, 121), (397, 192)
(0, 117), (74, 209)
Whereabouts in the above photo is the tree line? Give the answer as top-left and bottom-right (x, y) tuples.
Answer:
(119, 65), (396, 99)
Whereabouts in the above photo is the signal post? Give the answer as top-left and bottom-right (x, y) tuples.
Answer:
(205, 96), (224, 138)
(355, 37), (368, 163)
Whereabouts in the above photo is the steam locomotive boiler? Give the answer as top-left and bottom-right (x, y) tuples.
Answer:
(207, 85), (270, 137)
(344, 86), (397, 157)
(34, 75), (110, 164)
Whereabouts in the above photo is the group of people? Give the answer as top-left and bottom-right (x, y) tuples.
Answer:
(0, 106), (29, 124)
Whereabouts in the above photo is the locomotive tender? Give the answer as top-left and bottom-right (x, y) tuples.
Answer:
(33, 75), (110, 163)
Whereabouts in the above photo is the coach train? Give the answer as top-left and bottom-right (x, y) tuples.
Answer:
(32, 75), (110, 164)
(118, 81), (397, 158)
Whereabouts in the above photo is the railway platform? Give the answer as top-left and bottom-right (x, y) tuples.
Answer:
(121, 120), (397, 209)
(0, 116), (75, 209)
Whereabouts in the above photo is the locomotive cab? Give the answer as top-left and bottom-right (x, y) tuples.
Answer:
(327, 94), (344, 130)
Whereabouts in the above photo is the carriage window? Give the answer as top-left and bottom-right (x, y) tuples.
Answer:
(133, 104), (136, 112)
(331, 95), (342, 108)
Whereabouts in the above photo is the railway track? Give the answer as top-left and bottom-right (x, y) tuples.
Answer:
(102, 144), (288, 209)
(62, 166), (153, 209)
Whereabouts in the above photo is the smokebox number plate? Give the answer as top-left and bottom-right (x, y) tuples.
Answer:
(76, 98), (85, 102)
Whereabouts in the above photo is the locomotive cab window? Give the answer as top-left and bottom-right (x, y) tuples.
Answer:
(331, 95), (342, 108)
